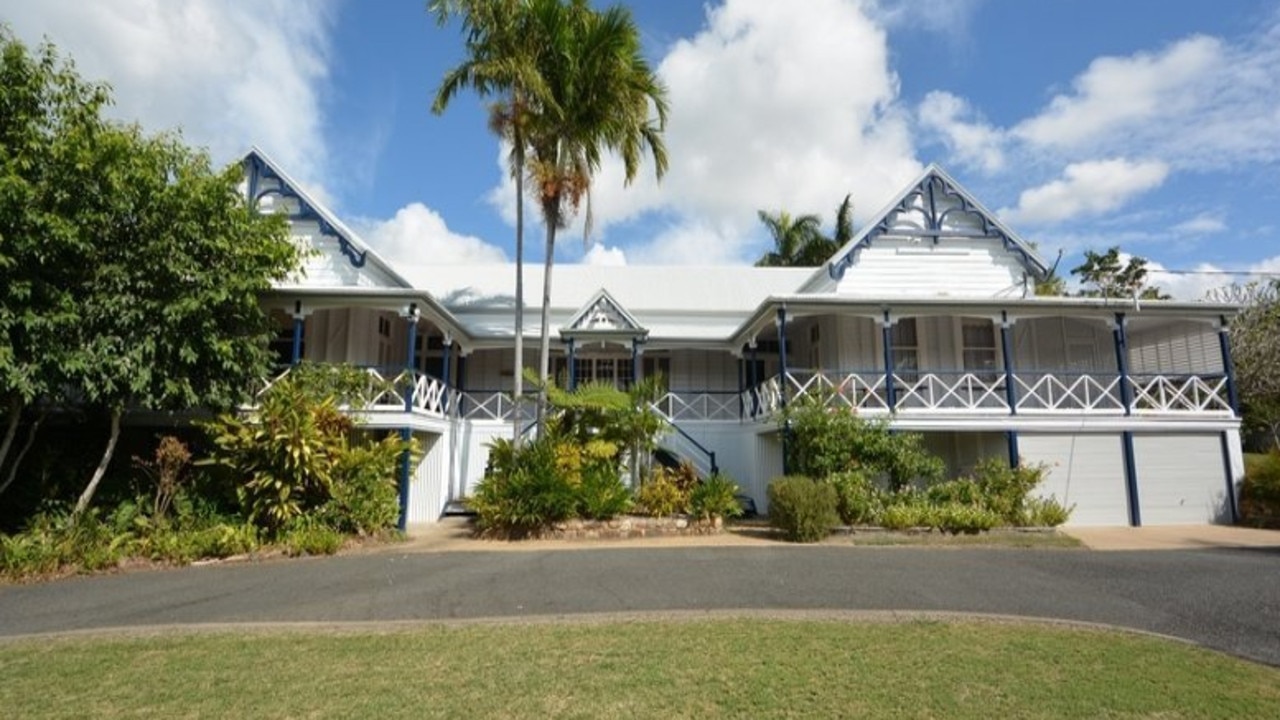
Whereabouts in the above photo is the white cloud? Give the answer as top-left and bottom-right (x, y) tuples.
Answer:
(488, 0), (923, 264)
(4, 0), (336, 195)
(1000, 159), (1169, 226)
(917, 91), (1005, 173)
(582, 244), (627, 266)
(1013, 36), (1222, 149)
(1171, 213), (1227, 236)
(355, 203), (507, 266)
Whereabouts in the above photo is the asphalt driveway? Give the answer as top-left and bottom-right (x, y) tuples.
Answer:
(3, 543), (1278, 665)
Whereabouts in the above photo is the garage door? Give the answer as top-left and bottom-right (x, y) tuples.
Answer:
(1133, 434), (1229, 525)
(1019, 433), (1129, 526)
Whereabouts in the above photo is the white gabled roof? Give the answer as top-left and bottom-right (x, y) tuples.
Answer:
(245, 148), (414, 290)
(798, 164), (1050, 293)
(561, 288), (647, 339)
(406, 264), (813, 314)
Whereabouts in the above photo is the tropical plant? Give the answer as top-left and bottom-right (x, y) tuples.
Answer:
(755, 211), (830, 267)
(689, 473), (743, 522)
(634, 468), (688, 517)
(828, 469), (884, 526)
(1212, 281), (1280, 450)
(431, 0), (550, 445)
(767, 476), (837, 542)
(520, 0), (669, 431)
(131, 436), (193, 522)
(471, 434), (577, 536)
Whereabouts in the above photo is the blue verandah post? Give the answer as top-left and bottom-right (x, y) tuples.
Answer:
(290, 301), (304, 365)
(1000, 311), (1020, 468)
(749, 341), (759, 418)
(777, 307), (790, 475)
(1113, 312), (1141, 527)
(881, 310), (896, 411)
(1217, 315), (1241, 523)
(441, 334), (452, 413)
(398, 304), (419, 531)
(567, 338), (577, 391)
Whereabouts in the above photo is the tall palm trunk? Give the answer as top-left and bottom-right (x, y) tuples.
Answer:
(0, 411), (44, 497)
(512, 135), (526, 446)
(536, 221), (557, 432)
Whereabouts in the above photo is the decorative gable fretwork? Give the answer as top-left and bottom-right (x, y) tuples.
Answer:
(827, 167), (1046, 283)
(561, 288), (647, 343)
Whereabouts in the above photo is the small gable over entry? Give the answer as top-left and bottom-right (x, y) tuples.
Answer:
(802, 165), (1049, 299)
(560, 288), (648, 346)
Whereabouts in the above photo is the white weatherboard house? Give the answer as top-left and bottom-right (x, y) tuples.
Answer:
(246, 150), (1245, 528)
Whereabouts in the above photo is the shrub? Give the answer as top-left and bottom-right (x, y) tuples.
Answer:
(689, 473), (744, 522)
(782, 396), (944, 490)
(934, 503), (1000, 534)
(925, 479), (984, 507)
(325, 434), (406, 535)
(878, 500), (935, 531)
(471, 436), (577, 536)
(968, 458), (1052, 525)
(635, 467), (690, 517)
(767, 476), (837, 543)
(281, 516), (344, 556)
(828, 470), (884, 525)
(1022, 496), (1073, 528)
(577, 464), (633, 520)
(1240, 451), (1280, 528)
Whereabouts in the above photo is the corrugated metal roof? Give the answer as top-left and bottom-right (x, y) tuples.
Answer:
(403, 264), (812, 313)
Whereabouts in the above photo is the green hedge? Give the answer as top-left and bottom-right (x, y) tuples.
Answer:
(767, 476), (837, 543)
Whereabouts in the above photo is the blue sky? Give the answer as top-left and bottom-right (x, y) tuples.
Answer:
(5, 0), (1280, 297)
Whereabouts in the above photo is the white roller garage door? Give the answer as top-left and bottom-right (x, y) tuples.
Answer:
(1019, 433), (1129, 526)
(1133, 433), (1229, 525)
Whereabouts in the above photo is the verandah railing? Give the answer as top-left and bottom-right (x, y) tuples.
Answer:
(742, 369), (1233, 421)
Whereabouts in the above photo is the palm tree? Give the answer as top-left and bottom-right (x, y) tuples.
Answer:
(521, 0), (669, 430)
(430, 0), (553, 444)
(754, 211), (827, 266)
(754, 194), (852, 267)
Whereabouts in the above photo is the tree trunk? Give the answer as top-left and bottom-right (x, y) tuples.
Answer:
(74, 409), (122, 516)
(536, 221), (557, 433)
(0, 411), (43, 498)
(512, 136), (526, 447)
(0, 396), (20, 478)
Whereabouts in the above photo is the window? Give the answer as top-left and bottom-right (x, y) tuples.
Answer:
(890, 318), (919, 377)
(808, 323), (821, 370)
(269, 310), (300, 367)
(960, 318), (998, 377)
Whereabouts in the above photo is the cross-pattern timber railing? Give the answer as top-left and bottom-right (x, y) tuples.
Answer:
(743, 369), (1233, 421)
(254, 366), (456, 419)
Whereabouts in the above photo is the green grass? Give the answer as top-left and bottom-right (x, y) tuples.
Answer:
(2, 619), (1276, 718)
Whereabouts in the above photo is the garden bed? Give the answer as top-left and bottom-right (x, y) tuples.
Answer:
(507, 515), (725, 541)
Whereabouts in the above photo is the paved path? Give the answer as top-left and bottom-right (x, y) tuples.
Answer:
(2, 544), (1278, 666)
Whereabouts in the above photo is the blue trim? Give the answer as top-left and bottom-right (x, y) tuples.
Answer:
(249, 154), (367, 269)
(397, 426), (412, 531)
(882, 311), (897, 411)
(776, 308), (789, 409)
(1112, 313), (1132, 416)
(1006, 430), (1020, 469)
(631, 338), (641, 389)
(404, 313), (418, 412)
(1220, 431), (1240, 524)
(1217, 318), (1240, 415)
(291, 315), (304, 366)
(666, 419), (719, 476)
(441, 338), (452, 413)
(828, 172), (1042, 282)
(736, 356), (745, 420)
(1000, 312), (1017, 415)
(456, 355), (468, 415)
(1122, 431), (1141, 527)
(567, 338), (577, 391)
(749, 343), (760, 418)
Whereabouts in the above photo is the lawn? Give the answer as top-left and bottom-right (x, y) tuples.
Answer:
(3, 619), (1277, 718)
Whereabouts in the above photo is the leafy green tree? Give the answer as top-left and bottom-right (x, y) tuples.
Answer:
(68, 128), (298, 514)
(431, 0), (554, 446)
(1070, 246), (1169, 299)
(0, 30), (110, 487)
(521, 0), (668, 430)
(1216, 281), (1280, 449)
